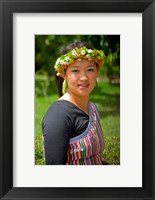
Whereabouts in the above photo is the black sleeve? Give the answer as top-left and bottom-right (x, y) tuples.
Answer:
(42, 105), (73, 165)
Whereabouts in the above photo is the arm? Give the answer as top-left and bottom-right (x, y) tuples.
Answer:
(42, 106), (72, 165)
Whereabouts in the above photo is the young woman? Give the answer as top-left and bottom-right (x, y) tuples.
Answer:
(42, 41), (105, 165)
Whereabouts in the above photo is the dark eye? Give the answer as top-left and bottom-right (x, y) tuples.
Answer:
(88, 68), (95, 71)
(72, 69), (79, 73)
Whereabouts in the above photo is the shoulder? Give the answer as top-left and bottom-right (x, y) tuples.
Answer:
(45, 100), (70, 114)
(89, 101), (98, 111)
(89, 101), (100, 118)
(42, 100), (72, 125)
(42, 100), (75, 137)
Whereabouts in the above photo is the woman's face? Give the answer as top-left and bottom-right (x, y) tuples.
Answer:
(64, 59), (98, 97)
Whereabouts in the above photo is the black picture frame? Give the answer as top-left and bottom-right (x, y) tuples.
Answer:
(0, 0), (155, 199)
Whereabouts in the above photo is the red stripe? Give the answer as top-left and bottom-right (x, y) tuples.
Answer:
(67, 145), (72, 164)
(66, 102), (104, 165)
(84, 136), (91, 159)
(74, 142), (79, 165)
(90, 128), (97, 154)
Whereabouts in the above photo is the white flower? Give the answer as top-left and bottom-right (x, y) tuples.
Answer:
(60, 60), (65, 65)
(72, 50), (77, 56)
(64, 61), (68, 65)
(65, 56), (70, 61)
(88, 49), (93, 53)
(56, 72), (60, 76)
(86, 54), (92, 61)
(86, 54), (91, 59)
(55, 58), (60, 65)
(81, 50), (86, 55)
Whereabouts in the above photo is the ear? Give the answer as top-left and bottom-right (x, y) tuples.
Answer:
(61, 74), (66, 80)
(61, 71), (67, 80)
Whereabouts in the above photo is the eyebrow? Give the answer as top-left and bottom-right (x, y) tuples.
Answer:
(87, 65), (96, 67)
(70, 66), (80, 68)
(70, 65), (96, 69)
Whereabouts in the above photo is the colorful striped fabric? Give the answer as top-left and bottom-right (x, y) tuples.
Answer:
(66, 102), (104, 165)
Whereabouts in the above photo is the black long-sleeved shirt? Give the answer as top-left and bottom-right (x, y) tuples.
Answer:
(42, 100), (89, 165)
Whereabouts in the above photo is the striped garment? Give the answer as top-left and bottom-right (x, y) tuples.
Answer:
(67, 102), (104, 165)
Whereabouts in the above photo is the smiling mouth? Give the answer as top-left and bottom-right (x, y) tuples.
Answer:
(78, 83), (89, 88)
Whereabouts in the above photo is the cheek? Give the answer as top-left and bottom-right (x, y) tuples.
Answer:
(66, 74), (78, 85)
(90, 72), (98, 80)
(90, 73), (98, 86)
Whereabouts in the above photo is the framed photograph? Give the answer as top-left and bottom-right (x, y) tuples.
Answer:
(35, 34), (120, 167)
(0, 0), (154, 199)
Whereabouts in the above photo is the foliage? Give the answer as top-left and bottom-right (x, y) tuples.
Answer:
(35, 134), (45, 165)
(35, 75), (50, 97)
(102, 136), (120, 165)
(35, 75), (58, 97)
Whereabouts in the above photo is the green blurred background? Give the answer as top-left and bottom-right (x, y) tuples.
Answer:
(35, 35), (120, 165)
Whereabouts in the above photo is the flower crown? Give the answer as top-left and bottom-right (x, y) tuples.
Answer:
(54, 46), (105, 77)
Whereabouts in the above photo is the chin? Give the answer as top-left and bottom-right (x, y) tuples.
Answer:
(77, 90), (93, 97)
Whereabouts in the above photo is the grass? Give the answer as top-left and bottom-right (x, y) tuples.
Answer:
(35, 75), (120, 165)
(90, 79), (120, 137)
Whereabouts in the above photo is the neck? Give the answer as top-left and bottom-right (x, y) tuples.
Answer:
(61, 92), (89, 115)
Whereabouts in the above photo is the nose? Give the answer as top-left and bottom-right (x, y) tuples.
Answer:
(80, 72), (88, 80)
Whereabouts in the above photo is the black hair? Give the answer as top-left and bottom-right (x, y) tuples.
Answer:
(61, 41), (92, 54)
(55, 41), (93, 97)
